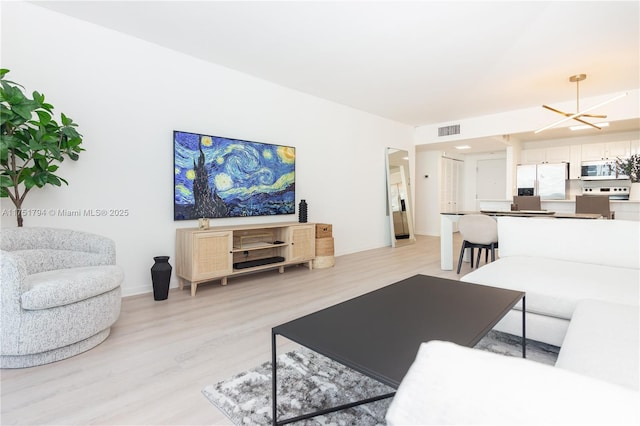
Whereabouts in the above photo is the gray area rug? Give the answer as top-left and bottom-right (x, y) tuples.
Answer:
(202, 331), (559, 425)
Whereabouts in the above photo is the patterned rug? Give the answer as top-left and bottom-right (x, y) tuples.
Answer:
(202, 331), (559, 425)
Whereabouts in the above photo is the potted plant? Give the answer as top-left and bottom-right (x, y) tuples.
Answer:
(0, 69), (84, 226)
(616, 154), (640, 200)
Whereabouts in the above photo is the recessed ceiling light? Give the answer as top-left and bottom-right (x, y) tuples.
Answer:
(570, 122), (610, 131)
(455, 145), (471, 150)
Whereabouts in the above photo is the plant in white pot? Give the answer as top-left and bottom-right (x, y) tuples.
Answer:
(616, 154), (640, 200)
(0, 69), (84, 226)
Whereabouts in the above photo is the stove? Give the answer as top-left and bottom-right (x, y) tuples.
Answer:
(582, 185), (630, 200)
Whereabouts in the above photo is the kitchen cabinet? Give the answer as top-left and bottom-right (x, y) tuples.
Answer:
(520, 148), (547, 165)
(569, 144), (582, 180)
(176, 222), (315, 296)
(581, 141), (631, 161)
(521, 146), (570, 164)
(545, 146), (571, 163)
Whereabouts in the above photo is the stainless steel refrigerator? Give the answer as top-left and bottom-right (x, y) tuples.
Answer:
(516, 163), (568, 200)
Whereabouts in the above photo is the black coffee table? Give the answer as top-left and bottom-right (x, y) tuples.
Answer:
(271, 274), (525, 425)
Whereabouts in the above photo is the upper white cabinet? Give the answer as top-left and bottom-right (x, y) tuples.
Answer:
(520, 148), (546, 164)
(545, 146), (572, 163)
(569, 145), (582, 180)
(581, 141), (631, 161)
(520, 146), (570, 165)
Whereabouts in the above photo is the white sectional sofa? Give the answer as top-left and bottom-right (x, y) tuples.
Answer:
(461, 216), (639, 347)
(386, 338), (639, 425)
(386, 216), (639, 424)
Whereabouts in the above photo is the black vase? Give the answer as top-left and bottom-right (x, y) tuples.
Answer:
(298, 199), (308, 223)
(151, 256), (172, 301)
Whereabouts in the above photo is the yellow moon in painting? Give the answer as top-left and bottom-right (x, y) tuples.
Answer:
(277, 146), (295, 164)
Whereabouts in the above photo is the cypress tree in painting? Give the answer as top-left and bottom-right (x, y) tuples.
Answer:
(192, 141), (227, 218)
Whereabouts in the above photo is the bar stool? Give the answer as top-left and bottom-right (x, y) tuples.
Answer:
(513, 195), (541, 211)
(456, 214), (499, 274)
(575, 195), (614, 219)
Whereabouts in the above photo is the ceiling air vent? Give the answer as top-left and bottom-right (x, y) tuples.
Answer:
(438, 124), (460, 137)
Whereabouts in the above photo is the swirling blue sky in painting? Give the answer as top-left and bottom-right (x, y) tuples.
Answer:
(174, 131), (295, 218)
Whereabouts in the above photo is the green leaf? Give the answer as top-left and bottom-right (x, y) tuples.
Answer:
(4, 85), (27, 104)
(11, 103), (35, 121)
(60, 113), (72, 126)
(61, 126), (80, 139)
(32, 91), (45, 105)
(47, 174), (62, 186)
(0, 174), (13, 188)
(37, 157), (48, 170)
(23, 175), (36, 190)
(35, 110), (52, 126)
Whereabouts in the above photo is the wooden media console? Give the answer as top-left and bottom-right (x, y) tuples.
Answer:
(175, 222), (316, 296)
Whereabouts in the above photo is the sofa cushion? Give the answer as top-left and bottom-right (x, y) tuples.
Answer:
(12, 249), (111, 275)
(461, 256), (639, 319)
(22, 265), (123, 310)
(385, 341), (639, 425)
(496, 216), (640, 270)
(556, 300), (639, 390)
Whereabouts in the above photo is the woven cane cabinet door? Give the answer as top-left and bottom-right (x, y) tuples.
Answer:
(175, 229), (233, 296)
(288, 224), (316, 265)
(193, 232), (233, 279)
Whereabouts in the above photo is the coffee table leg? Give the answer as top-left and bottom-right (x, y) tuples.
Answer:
(522, 296), (526, 358)
(272, 331), (278, 426)
(270, 332), (395, 425)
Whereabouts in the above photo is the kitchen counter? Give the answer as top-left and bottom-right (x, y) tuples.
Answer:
(479, 199), (640, 222)
(439, 200), (640, 270)
(440, 211), (603, 270)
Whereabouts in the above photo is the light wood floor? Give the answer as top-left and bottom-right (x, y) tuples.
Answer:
(1, 234), (469, 425)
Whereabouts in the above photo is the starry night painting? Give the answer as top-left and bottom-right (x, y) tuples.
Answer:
(174, 131), (295, 220)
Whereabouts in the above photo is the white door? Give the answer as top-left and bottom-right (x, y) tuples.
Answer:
(440, 157), (462, 213)
(476, 159), (506, 201)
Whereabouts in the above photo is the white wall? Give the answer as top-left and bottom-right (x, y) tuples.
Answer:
(1, 2), (414, 296)
(413, 150), (443, 236)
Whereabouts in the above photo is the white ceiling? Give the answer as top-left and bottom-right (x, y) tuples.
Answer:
(32, 1), (640, 152)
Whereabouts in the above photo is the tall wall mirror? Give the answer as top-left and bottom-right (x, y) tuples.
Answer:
(386, 147), (416, 247)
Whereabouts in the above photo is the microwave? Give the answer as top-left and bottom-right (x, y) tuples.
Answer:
(580, 160), (627, 180)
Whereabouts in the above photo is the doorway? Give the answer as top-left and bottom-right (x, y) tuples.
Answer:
(476, 159), (506, 204)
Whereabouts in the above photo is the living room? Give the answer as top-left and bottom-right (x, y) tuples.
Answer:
(1, 1), (639, 425)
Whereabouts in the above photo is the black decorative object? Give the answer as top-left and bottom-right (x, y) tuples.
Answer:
(298, 199), (308, 223)
(151, 256), (172, 301)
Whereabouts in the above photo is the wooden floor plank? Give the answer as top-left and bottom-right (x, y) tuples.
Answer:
(1, 234), (468, 425)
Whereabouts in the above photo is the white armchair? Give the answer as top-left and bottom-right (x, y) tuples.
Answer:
(1, 227), (123, 368)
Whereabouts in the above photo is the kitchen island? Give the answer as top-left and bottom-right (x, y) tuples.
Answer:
(440, 210), (604, 271)
(479, 199), (640, 222)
